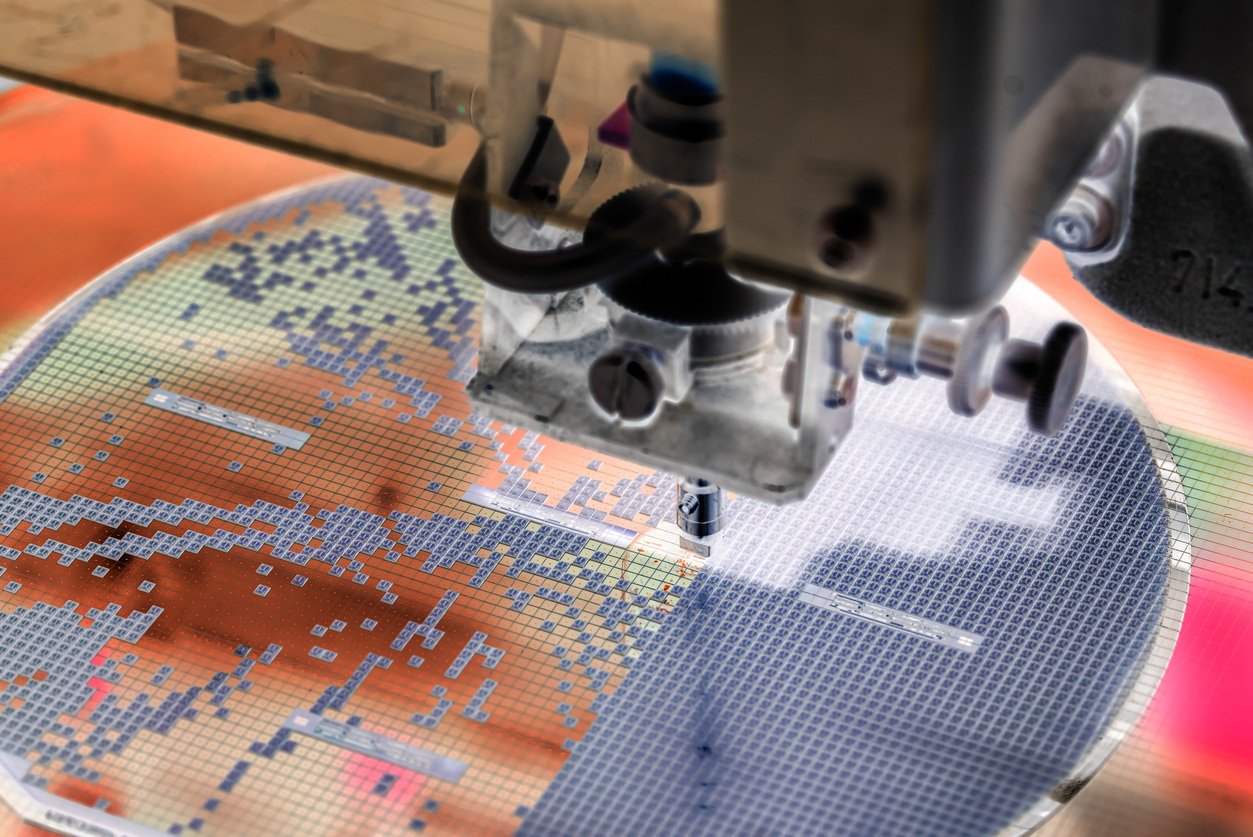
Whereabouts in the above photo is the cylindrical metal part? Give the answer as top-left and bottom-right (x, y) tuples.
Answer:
(946, 306), (1009, 417)
(916, 327), (961, 379)
(848, 314), (962, 381)
(992, 339), (1041, 401)
(628, 74), (724, 186)
(677, 476), (723, 540)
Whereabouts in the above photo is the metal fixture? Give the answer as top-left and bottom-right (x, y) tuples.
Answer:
(677, 476), (724, 556)
(850, 306), (1087, 434)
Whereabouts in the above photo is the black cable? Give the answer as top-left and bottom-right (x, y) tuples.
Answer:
(450, 145), (699, 294)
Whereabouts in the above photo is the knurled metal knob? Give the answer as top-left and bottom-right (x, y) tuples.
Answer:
(993, 322), (1088, 435)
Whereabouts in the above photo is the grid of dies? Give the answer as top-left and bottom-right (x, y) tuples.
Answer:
(0, 178), (698, 836)
(0, 174), (1197, 836)
(519, 325), (1186, 833)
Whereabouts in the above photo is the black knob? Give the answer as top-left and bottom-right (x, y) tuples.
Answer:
(1027, 323), (1088, 436)
(993, 322), (1088, 436)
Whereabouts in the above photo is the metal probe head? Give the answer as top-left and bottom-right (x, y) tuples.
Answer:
(677, 476), (724, 557)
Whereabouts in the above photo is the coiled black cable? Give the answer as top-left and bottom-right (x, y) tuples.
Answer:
(450, 145), (699, 294)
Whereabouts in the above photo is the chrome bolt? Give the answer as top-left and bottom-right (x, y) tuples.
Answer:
(1048, 185), (1114, 252)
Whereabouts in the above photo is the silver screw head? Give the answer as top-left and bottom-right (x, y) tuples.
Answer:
(588, 346), (665, 422)
(1048, 186), (1114, 252)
